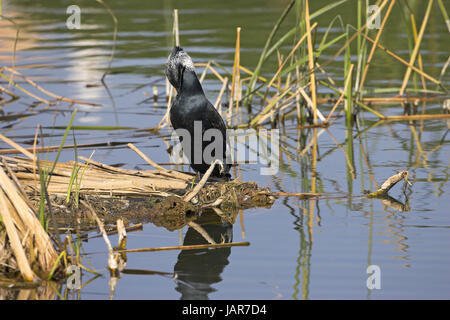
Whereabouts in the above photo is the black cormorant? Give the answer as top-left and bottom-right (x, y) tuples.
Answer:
(165, 46), (231, 179)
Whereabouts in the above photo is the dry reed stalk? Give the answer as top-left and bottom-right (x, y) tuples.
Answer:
(298, 86), (326, 122)
(383, 114), (450, 121)
(295, 65), (302, 124)
(410, 13), (427, 91)
(127, 143), (167, 171)
(399, 0), (434, 95)
(215, 77), (228, 113)
(305, 0), (317, 124)
(239, 209), (246, 239)
(78, 156), (143, 176)
(0, 167), (57, 271)
(0, 85), (18, 99)
(165, 77), (170, 100)
(0, 189), (36, 281)
(195, 63), (226, 82)
(326, 64), (355, 122)
(254, 88), (299, 126)
(0, 71), (50, 104)
(316, 62), (336, 87)
(0, 134), (36, 161)
(316, 96), (444, 105)
(310, 127), (318, 238)
(250, 85), (295, 127)
(265, 22), (317, 93)
(358, 0), (396, 93)
(81, 200), (117, 275)
(1, 158), (32, 208)
(32, 126), (39, 193)
(152, 85), (158, 101)
(199, 61), (211, 84)
(0, 142), (122, 155)
(2, 156), (190, 196)
(352, 27), (443, 88)
(272, 50), (283, 125)
(183, 159), (223, 202)
(235, 27), (241, 121)
(154, 83), (173, 131)
(79, 155), (192, 180)
(173, 9), (180, 47)
(114, 241), (250, 254)
(1, 67), (101, 106)
(116, 219), (127, 250)
(153, 10), (179, 130)
(81, 223), (143, 241)
(409, 125), (427, 166)
(230, 27), (241, 126)
(0, 164), (59, 280)
(271, 192), (319, 197)
(363, 96), (441, 103)
(239, 65), (296, 96)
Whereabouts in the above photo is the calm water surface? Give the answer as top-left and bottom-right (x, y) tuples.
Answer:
(0, 0), (449, 299)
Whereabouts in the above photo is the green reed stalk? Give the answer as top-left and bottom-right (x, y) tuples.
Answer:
(437, 0), (450, 33)
(344, 26), (354, 126)
(245, 0), (351, 104)
(354, 0), (369, 98)
(38, 109), (77, 228)
(65, 130), (79, 204)
(399, 0), (434, 96)
(244, 0), (295, 106)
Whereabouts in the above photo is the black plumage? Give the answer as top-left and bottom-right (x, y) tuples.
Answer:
(165, 46), (231, 178)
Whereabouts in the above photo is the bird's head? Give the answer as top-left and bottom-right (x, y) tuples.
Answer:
(165, 46), (195, 91)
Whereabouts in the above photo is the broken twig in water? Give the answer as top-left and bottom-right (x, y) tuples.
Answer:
(113, 241), (250, 254)
(367, 171), (410, 198)
(80, 200), (118, 275)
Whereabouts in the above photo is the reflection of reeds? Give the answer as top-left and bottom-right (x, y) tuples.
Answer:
(95, 0), (118, 82)
(0, 67), (100, 106)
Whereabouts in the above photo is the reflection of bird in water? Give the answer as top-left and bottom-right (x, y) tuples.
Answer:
(174, 210), (233, 300)
(165, 46), (231, 179)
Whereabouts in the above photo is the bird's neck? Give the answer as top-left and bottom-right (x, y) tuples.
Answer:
(179, 69), (204, 96)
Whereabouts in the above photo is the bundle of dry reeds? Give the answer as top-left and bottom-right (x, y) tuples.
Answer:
(0, 156), (192, 198)
(0, 165), (59, 282)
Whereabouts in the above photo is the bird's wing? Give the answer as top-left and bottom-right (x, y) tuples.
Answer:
(201, 100), (231, 172)
(201, 100), (227, 135)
